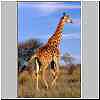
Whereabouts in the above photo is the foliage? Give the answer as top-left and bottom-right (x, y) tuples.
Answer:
(18, 39), (43, 71)
(18, 65), (81, 98)
(61, 52), (75, 65)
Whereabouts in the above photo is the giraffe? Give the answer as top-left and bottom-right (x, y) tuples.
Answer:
(47, 13), (73, 87)
(28, 12), (73, 90)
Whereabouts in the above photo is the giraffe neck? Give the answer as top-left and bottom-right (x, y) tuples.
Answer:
(48, 17), (65, 47)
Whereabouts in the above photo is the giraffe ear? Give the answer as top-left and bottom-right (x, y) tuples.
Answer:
(63, 12), (66, 16)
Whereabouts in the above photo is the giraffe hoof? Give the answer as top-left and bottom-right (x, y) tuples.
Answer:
(44, 85), (48, 90)
(46, 86), (49, 90)
(51, 84), (53, 88)
(51, 82), (56, 88)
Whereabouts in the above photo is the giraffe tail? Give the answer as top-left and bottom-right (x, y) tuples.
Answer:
(28, 54), (37, 64)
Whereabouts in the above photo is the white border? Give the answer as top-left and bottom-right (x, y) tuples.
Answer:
(97, 1), (99, 98)
(0, 0), (1, 99)
(2, 0), (97, 1)
(81, 0), (82, 99)
(1, 0), (81, 1)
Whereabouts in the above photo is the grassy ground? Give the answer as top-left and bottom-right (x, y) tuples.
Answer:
(17, 65), (81, 98)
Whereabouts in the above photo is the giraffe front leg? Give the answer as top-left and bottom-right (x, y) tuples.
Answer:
(50, 69), (56, 86)
(42, 68), (48, 89)
(51, 71), (59, 87)
(51, 62), (59, 87)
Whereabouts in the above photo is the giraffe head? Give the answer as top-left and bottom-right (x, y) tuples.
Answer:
(62, 12), (73, 23)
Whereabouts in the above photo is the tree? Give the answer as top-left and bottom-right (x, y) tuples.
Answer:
(62, 52), (75, 65)
(62, 52), (75, 74)
(18, 39), (43, 72)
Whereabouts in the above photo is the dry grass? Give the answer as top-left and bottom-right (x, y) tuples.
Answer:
(17, 65), (81, 98)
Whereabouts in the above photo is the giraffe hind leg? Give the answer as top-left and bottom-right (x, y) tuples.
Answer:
(35, 57), (40, 90)
(42, 67), (48, 89)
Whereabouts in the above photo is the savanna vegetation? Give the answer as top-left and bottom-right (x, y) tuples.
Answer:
(17, 39), (81, 98)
